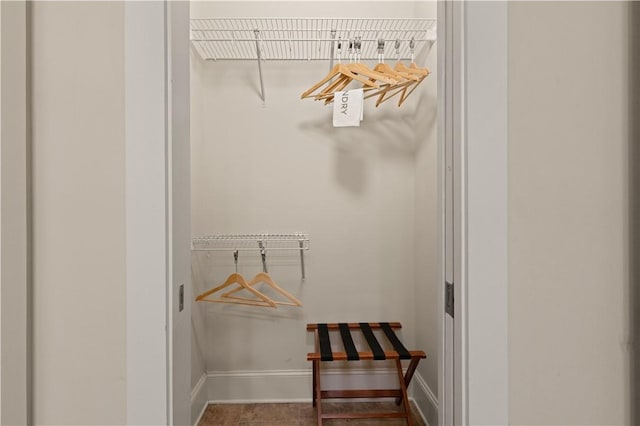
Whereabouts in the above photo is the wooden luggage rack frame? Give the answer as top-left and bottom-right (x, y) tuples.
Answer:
(307, 322), (426, 426)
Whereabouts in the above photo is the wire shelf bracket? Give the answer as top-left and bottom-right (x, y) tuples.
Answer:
(191, 17), (437, 102)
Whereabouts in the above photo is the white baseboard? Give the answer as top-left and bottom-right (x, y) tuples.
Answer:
(190, 368), (439, 425)
(206, 367), (405, 402)
(191, 373), (208, 426)
(411, 372), (438, 426)
(207, 369), (310, 403)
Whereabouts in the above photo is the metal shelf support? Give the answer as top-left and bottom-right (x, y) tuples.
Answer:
(254, 29), (266, 103)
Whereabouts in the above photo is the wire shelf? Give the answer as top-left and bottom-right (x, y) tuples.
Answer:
(192, 233), (310, 251)
(192, 233), (310, 278)
(191, 18), (436, 61)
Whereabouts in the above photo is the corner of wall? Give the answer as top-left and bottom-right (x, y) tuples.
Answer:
(191, 372), (208, 426)
(411, 371), (438, 426)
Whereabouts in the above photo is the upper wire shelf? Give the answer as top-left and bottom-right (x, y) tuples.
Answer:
(191, 18), (437, 61)
(192, 233), (310, 251)
(192, 233), (310, 278)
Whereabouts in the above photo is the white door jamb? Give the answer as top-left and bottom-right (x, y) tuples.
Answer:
(439, 1), (509, 425)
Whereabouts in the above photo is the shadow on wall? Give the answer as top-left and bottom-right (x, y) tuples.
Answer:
(297, 87), (436, 196)
(298, 108), (423, 195)
(630, 2), (640, 425)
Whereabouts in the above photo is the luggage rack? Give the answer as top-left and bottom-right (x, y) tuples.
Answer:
(307, 322), (426, 425)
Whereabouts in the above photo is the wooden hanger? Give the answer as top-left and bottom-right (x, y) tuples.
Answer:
(195, 272), (277, 307)
(358, 39), (429, 106)
(317, 77), (364, 105)
(322, 62), (401, 103)
(370, 76), (415, 106)
(393, 44), (431, 106)
(368, 62), (429, 107)
(351, 38), (399, 84)
(396, 63), (430, 106)
(305, 38), (397, 104)
(316, 65), (399, 105)
(372, 40), (419, 84)
(321, 38), (399, 103)
(348, 62), (398, 85)
(395, 61), (429, 77)
(195, 250), (277, 307)
(396, 38), (429, 77)
(301, 63), (380, 100)
(374, 62), (417, 82)
(313, 73), (353, 100)
(362, 41), (420, 107)
(221, 272), (303, 307)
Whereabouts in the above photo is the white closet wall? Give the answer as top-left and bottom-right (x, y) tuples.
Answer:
(190, 0), (438, 417)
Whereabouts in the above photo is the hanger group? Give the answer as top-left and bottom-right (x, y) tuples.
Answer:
(301, 37), (430, 107)
(195, 249), (302, 308)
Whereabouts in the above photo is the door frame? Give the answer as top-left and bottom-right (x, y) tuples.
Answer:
(124, 1), (191, 425)
(438, 1), (509, 425)
(0, 2), (31, 425)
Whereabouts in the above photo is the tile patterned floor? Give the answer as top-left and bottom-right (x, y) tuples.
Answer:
(198, 401), (426, 425)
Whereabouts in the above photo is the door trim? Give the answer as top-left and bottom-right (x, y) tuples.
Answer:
(439, 1), (509, 425)
(124, 2), (170, 424)
(463, 2), (509, 423)
(0, 2), (30, 424)
(124, 2), (191, 424)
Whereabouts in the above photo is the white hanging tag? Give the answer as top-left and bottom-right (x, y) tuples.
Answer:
(332, 88), (364, 127)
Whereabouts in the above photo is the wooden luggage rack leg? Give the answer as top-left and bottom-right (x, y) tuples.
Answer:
(307, 322), (427, 426)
